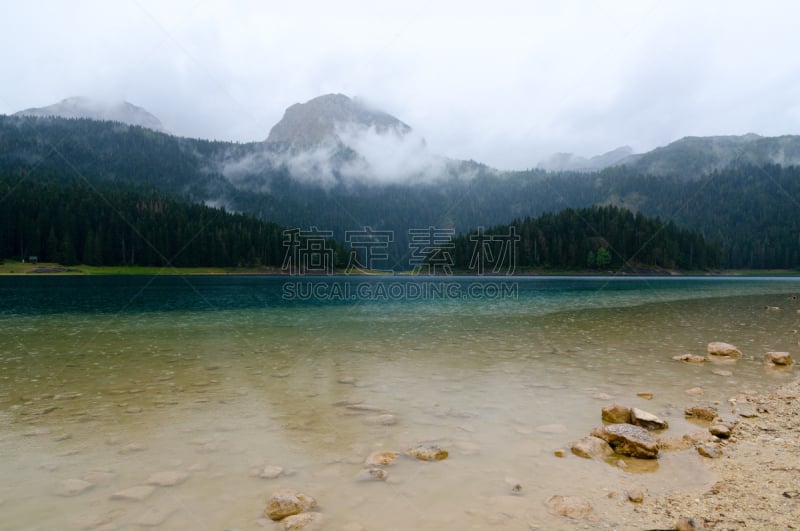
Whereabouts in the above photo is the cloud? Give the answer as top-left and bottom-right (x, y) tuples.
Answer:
(3, 1), (800, 170)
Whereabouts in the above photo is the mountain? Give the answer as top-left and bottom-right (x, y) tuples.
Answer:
(267, 93), (412, 148)
(2, 98), (800, 269)
(14, 96), (165, 132)
(616, 134), (800, 178)
(538, 146), (634, 172)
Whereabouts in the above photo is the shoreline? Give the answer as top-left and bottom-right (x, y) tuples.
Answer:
(0, 261), (798, 277)
(606, 376), (800, 530)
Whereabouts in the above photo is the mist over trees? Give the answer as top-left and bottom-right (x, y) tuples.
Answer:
(1, 115), (798, 270)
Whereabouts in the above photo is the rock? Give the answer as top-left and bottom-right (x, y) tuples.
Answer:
(676, 516), (707, 530)
(765, 306), (781, 311)
(593, 392), (612, 400)
(697, 444), (723, 458)
(685, 405), (718, 421)
(363, 414), (397, 425)
(259, 466), (284, 479)
(110, 485), (156, 501)
(685, 387), (705, 396)
(657, 436), (693, 451)
(735, 402), (759, 418)
(627, 490), (644, 503)
(265, 490), (318, 521)
(590, 424), (659, 459)
(601, 403), (631, 424)
(569, 436), (614, 459)
(672, 354), (706, 363)
(365, 451), (399, 467)
(711, 369), (733, 377)
(147, 470), (189, 486)
(630, 408), (668, 430)
(709, 424), (731, 439)
(707, 341), (742, 359)
(553, 448), (567, 458)
(536, 423), (567, 434)
(55, 478), (94, 496)
(406, 445), (448, 461)
(282, 512), (324, 530)
(545, 495), (593, 518)
(135, 505), (175, 526)
(354, 467), (387, 481)
(764, 352), (793, 365)
(636, 392), (654, 400)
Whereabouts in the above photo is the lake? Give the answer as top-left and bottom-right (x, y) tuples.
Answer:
(1, 275), (798, 530)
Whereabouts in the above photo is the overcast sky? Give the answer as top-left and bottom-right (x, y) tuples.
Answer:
(2, 0), (799, 170)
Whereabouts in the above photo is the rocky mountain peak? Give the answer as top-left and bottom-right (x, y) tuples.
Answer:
(266, 93), (411, 148)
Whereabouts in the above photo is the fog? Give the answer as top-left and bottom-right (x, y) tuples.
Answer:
(2, 1), (800, 170)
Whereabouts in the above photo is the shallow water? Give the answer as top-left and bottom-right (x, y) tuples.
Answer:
(1, 276), (798, 530)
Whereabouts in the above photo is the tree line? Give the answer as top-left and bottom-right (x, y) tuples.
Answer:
(0, 171), (286, 268)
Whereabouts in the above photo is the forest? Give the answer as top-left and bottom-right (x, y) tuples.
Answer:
(0, 171), (286, 268)
(0, 115), (798, 270)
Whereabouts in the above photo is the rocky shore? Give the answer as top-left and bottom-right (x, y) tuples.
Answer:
(610, 376), (800, 530)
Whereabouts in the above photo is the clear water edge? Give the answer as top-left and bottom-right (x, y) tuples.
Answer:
(0, 276), (798, 530)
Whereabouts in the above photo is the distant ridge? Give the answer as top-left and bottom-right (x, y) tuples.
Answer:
(14, 96), (165, 132)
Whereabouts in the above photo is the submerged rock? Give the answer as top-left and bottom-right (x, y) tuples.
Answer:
(147, 470), (190, 486)
(259, 465), (284, 479)
(696, 443), (723, 459)
(406, 445), (448, 461)
(55, 478), (94, 497)
(264, 490), (318, 521)
(545, 495), (593, 518)
(354, 467), (387, 481)
(685, 405), (718, 421)
(282, 512), (324, 530)
(707, 342), (742, 359)
(764, 352), (793, 365)
(601, 403), (631, 424)
(365, 451), (399, 467)
(673, 354), (706, 363)
(630, 408), (668, 430)
(590, 424), (659, 459)
(569, 436), (613, 459)
(110, 485), (156, 501)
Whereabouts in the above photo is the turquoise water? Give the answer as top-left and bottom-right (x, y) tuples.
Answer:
(0, 276), (798, 530)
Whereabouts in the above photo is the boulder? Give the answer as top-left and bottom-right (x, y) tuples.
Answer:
(406, 445), (448, 461)
(707, 342), (742, 359)
(684, 405), (718, 422)
(673, 354), (706, 363)
(636, 392), (654, 400)
(282, 512), (324, 530)
(601, 403), (631, 424)
(590, 424), (659, 459)
(764, 352), (793, 366)
(569, 436), (613, 459)
(364, 451), (399, 467)
(265, 490), (318, 521)
(545, 495), (593, 518)
(630, 408), (668, 430)
(709, 424), (731, 439)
